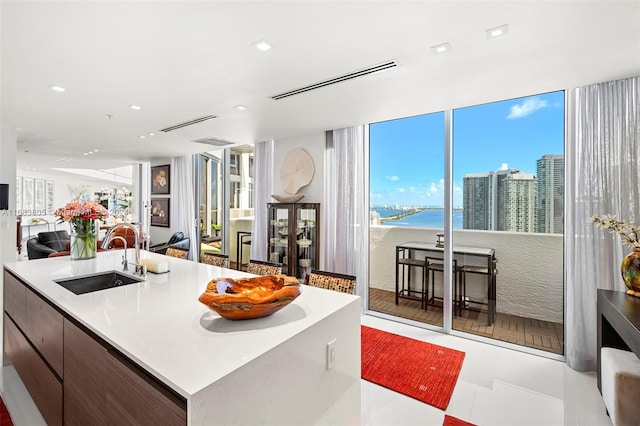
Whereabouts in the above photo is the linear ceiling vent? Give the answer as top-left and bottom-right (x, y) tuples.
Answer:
(192, 137), (235, 147)
(159, 115), (217, 132)
(270, 60), (398, 100)
(53, 158), (71, 164)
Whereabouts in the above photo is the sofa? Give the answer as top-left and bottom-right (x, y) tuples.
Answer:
(26, 230), (71, 259)
(149, 231), (190, 255)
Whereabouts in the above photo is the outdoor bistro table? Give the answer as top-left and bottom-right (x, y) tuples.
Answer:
(395, 241), (497, 325)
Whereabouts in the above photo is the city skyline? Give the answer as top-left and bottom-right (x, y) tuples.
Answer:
(370, 90), (565, 207)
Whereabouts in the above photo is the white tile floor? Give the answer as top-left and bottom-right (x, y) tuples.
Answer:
(1, 314), (612, 426)
(361, 315), (611, 426)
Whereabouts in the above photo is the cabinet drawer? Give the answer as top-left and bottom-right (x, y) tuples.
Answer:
(3, 270), (26, 330)
(26, 289), (64, 377)
(4, 313), (63, 426)
(63, 318), (108, 426)
(106, 349), (187, 425)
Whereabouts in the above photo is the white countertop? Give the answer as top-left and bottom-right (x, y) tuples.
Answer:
(4, 250), (360, 399)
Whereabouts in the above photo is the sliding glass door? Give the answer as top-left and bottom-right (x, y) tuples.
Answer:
(368, 91), (565, 356)
(368, 112), (447, 327)
(451, 92), (565, 354)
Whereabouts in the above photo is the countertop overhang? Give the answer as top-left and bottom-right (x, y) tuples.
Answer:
(4, 251), (360, 399)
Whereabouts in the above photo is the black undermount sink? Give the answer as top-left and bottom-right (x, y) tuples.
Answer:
(54, 271), (143, 295)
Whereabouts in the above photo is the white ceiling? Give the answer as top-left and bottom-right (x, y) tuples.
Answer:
(2, 1), (639, 174)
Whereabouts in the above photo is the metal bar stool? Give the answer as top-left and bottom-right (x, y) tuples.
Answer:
(425, 257), (458, 312)
(395, 247), (427, 307)
(458, 258), (498, 325)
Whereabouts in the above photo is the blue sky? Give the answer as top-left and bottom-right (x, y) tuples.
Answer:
(370, 90), (565, 207)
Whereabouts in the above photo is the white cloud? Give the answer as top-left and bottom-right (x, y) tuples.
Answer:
(501, 162), (509, 170)
(397, 187), (405, 193)
(409, 186), (416, 192)
(428, 183), (439, 196)
(507, 97), (548, 119)
(387, 175), (399, 182)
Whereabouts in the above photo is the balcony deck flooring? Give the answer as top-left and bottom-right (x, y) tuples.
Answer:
(369, 288), (563, 355)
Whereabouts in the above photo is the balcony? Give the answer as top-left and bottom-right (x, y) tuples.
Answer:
(369, 225), (564, 355)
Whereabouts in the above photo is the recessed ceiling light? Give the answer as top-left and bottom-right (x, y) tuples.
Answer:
(147, 132), (155, 136)
(234, 105), (248, 110)
(253, 40), (273, 52)
(83, 152), (89, 156)
(431, 42), (452, 55)
(139, 135), (146, 139)
(49, 85), (66, 92)
(129, 104), (142, 110)
(93, 149), (99, 152)
(486, 24), (509, 39)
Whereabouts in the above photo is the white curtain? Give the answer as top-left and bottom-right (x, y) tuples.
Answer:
(566, 76), (640, 371)
(250, 140), (273, 261)
(132, 162), (151, 249)
(323, 126), (368, 298)
(171, 155), (198, 260)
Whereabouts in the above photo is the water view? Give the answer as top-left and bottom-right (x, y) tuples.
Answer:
(371, 208), (463, 229)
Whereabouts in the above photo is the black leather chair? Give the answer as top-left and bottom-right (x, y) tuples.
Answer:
(149, 232), (190, 255)
(26, 230), (71, 259)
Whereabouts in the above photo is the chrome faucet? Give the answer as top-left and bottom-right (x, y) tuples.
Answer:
(109, 236), (128, 271)
(102, 224), (147, 278)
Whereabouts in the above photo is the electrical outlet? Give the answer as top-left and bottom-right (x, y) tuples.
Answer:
(327, 339), (337, 370)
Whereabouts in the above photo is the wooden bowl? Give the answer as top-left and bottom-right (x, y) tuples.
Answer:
(198, 275), (302, 320)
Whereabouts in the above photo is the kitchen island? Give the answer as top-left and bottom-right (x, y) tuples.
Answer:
(3, 250), (361, 425)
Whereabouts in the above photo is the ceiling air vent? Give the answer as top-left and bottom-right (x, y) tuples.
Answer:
(159, 115), (217, 132)
(192, 137), (235, 147)
(270, 60), (398, 100)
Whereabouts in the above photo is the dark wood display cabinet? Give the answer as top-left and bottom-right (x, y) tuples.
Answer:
(267, 203), (319, 280)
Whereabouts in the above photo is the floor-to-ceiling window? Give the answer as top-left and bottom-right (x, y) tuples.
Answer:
(369, 112), (446, 326)
(198, 152), (223, 261)
(368, 91), (565, 356)
(197, 145), (255, 267)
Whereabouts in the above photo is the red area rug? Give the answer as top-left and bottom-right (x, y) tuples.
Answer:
(443, 414), (476, 426)
(0, 397), (14, 426)
(361, 325), (465, 410)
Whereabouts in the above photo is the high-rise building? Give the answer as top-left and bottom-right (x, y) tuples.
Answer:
(463, 173), (490, 230)
(501, 172), (537, 232)
(463, 168), (537, 232)
(536, 154), (564, 233)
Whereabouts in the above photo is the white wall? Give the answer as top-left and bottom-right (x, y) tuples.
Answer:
(273, 132), (325, 203)
(369, 225), (564, 323)
(16, 168), (132, 238)
(1, 126), (17, 264)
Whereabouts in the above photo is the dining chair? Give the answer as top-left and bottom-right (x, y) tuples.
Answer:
(305, 269), (356, 295)
(166, 247), (189, 259)
(246, 259), (283, 276)
(201, 252), (229, 268)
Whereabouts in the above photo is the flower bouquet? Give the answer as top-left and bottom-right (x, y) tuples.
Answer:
(55, 201), (109, 260)
(592, 214), (640, 296)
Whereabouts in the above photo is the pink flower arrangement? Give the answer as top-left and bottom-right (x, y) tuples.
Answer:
(55, 201), (109, 234)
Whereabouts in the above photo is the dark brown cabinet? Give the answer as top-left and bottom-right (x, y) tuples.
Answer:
(4, 313), (63, 426)
(26, 289), (64, 377)
(4, 270), (26, 330)
(3, 269), (187, 426)
(64, 319), (186, 426)
(63, 318), (108, 426)
(267, 203), (319, 279)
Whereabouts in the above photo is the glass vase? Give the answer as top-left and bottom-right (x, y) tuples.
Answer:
(70, 219), (97, 260)
(621, 249), (640, 297)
